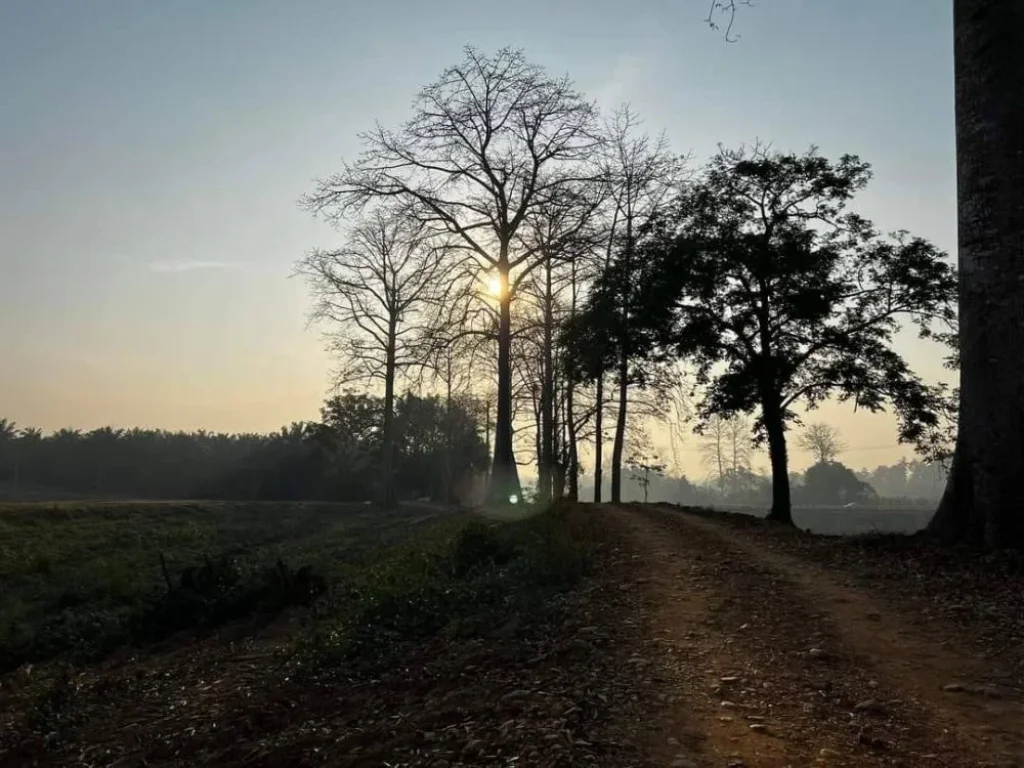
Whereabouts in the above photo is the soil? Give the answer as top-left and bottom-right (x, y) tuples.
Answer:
(617, 503), (1024, 768)
(2, 503), (1022, 767)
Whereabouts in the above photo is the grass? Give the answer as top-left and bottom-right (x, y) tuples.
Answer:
(297, 501), (597, 668)
(0, 500), (456, 672)
(0, 499), (597, 676)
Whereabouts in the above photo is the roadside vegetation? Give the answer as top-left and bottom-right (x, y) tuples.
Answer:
(0, 500), (594, 676)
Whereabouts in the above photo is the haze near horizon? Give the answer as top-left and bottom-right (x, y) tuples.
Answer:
(0, 0), (955, 477)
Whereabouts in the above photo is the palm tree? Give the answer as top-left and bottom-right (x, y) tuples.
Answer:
(0, 419), (18, 485)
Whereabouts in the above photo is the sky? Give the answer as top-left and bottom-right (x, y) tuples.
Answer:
(0, 0), (955, 476)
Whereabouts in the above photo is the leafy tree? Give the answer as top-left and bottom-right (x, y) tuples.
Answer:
(626, 452), (666, 504)
(799, 461), (876, 507)
(303, 46), (600, 506)
(797, 423), (846, 465)
(707, 0), (1024, 550)
(579, 145), (956, 524)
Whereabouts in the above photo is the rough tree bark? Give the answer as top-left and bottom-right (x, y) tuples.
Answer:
(762, 394), (793, 524)
(928, 0), (1024, 549)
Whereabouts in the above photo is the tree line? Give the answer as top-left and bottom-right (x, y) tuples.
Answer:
(0, 395), (488, 503)
(601, 418), (947, 508)
(298, 45), (958, 531)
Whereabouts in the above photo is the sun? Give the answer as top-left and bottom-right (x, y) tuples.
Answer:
(486, 274), (503, 297)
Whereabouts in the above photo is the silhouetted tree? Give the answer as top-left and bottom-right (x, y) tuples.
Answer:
(799, 461), (876, 507)
(708, 0), (1024, 550)
(297, 207), (448, 507)
(303, 46), (600, 506)
(589, 106), (685, 503)
(797, 423), (847, 465)
(626, 452), (666, 504)
(577, 146), (956, 524)
(700, 415), (753, 494)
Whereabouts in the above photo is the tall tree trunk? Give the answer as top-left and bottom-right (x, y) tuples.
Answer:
(566, 259), (581, 503)
(484, 399), (491, 457)
(716, 428), (726, 495)
(381, 330), (398, 509)
(444, 355), (453, 504)
(566, 382), (580, 501)
(610, 351), (628, 503)
(610, 213), (635, 505)
(593, 372), (604, 502)
(928, 0), (1024, 548)
(539, 261), (555, 504)
(489, 260), (522, 504)
(762, 394), (792, 524)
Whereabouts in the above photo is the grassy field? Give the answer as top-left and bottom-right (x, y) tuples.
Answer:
(0, 500), (466, 671)
(0, 499), (593, 676)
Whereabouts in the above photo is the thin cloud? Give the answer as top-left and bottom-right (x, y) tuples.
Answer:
(147, 260), (246, 273)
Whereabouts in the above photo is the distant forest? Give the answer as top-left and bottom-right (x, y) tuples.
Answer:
(0, 394), (488, 504)
(0, 411), (943, 508)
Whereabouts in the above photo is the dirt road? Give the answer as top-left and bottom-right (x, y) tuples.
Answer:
(605, 503), (1024, 768)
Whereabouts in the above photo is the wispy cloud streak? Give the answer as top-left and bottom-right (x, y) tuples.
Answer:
(147, 260), (246, 273)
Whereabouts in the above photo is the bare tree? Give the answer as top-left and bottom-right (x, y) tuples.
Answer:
(797, 423), (847, 465)
(700, 414), (753, 494)
(296, 207), (448, 507)
(596, 105), (687, 503)
(303, 47), (600, 505)
(519, 181), (604, 502)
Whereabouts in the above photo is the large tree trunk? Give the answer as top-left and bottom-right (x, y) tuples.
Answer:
(610, 352), (628, 503)
(489, 260), (523, 504)
(762, 394), (792, 524)
(381, 331), (398, 509)
(593, 374), (605, 502)
(928, 0), (1024, 548)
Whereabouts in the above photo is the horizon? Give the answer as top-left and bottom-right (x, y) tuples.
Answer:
(0, 0), (955, 478)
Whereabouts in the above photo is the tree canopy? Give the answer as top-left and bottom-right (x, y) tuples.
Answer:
(565, 145), (957, 522)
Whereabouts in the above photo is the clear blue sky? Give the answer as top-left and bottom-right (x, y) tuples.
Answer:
(0, 0), (954, 468)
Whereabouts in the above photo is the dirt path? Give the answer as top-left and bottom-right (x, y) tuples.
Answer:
(603, 504), (1024, 768)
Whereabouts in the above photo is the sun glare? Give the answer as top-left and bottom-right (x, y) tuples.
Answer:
(487, 275), (503, 297)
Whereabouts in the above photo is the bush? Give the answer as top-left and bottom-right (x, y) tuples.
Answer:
(298, 503), (595, 669)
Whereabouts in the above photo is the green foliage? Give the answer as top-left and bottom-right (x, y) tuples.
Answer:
(0, 501), (451, 672)
(297, 504), (595, 668)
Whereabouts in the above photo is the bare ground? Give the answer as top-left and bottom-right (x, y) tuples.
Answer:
(615, 503), (1024, 768)
(2, 503), (1023, 767)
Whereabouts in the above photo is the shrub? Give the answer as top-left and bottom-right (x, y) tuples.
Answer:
(297, 503), (595, 670)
